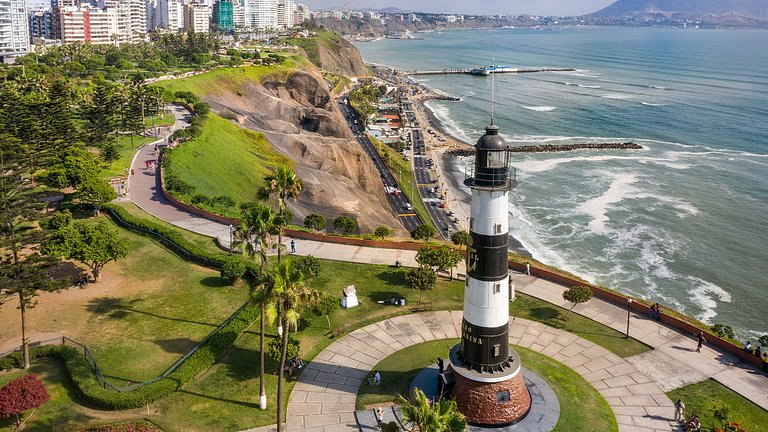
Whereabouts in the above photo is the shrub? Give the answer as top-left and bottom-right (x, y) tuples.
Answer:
(0, 374), (51, 424)
(711, 323), (735, 340)
(211, 195), (236, 210)
(191, 194), (212, 206)
(220, 258), (246, 285)
(411, 224), (436, 241)
(294, 255), (321, 279)
(304, 213), (327, 231)
(333, 215), (358, 235)
(165, 175), (195, 195)
(374, 226), (392, 240)
(267, 336), (300, 362)
(451, 230), (469, 247)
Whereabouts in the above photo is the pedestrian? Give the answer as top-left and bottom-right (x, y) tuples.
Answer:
(376, 407), (384, 426)
(290, 239), (296, 254)
(130, 168), (135, 177)
(674, 399), (685, 422)
(145, 160), (150, 169)
(696, 331), (706, 353)
(437, 357), (444, 374)
(655, 304), (662, 321)
(762, 353), (768, 372)
(525, 262), (530, 276)
(743, 340), (752, 352)
(649, 304), (655, 319)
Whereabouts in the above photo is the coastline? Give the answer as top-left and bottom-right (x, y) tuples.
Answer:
(388, 71), (531, 256)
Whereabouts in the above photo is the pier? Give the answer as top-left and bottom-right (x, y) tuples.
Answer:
(401, 67), (576, 76)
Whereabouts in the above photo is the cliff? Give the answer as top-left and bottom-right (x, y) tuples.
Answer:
(291, 32), (369, 77)
(201, 68), (401, 233)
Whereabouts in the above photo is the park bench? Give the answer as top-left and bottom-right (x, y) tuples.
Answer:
(411, 302), (433, 312)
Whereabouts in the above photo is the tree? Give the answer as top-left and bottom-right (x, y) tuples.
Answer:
(758, 335), (768, 348)
(77, 177), (117, 214)
(43, 221), (128, 282)
(406, 265), (437, 303)
(83, 80), (117, 149)
(0, 255), (67, 370)
(265, 259), (322, 432)
(562, 285), (593, 322)
(396, 387), (467, 432)
(374, 226), (392, 240)
(234, 202), (279, 411)
(416, 245), (462, 281)
(333, 215), (357, 235)
(411, 224), (436, 241)
(0, 374), (51, 427)
(303, 213), (326, 231)
(44, 147), (100, 190)
(294, 255), (320, 279)
(312, 293), (338, 329)
(220, 257), (246, 285)
(451, 230), (469, 247)
(259, 166), (303, 263)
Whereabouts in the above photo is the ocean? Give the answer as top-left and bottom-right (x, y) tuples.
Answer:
(354, 27), (768, 340)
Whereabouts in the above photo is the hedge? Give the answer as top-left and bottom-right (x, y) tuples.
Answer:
(0, 205), (264, 409)
(1, 304), (259, 410)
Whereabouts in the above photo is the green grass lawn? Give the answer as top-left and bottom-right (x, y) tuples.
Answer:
(153, 61), (306, 97)
(667, 379), (768, 432)
(100, 134), (158, 180)
(356, 340), (617, 432)
(508, 294), (650, 358)
(114, 202), (223, 256)
(163, 113), (291, 218)
(67, 216), (249, 387)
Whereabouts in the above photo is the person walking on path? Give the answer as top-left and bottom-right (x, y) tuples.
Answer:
(290, 239), (296, 254)
(376, 407), (384, 427)
(696, 331), (706, 353)
(130, 168), (135, 177)
(674, 399), (686, 422)
(525, 262), (530, 276)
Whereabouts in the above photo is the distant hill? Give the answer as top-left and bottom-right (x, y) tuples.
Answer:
(589, 0), (768, 21)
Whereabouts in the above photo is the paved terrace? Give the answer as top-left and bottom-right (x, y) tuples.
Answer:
(122, 107), (767, 431)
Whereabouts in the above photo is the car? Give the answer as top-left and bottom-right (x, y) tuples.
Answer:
(404, 203), (413, 211)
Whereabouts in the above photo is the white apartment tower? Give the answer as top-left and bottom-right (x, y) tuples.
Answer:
(293, 3), (308, 24)
(276, 0), (293, 29)
(153, 0), (183, 31)
(0, 0), (30, 58)
(232, 2), (245, 28)
(98, 0), (147, 43)
(245, 0), (276, 30)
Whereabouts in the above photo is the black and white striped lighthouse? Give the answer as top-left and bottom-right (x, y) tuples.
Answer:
(447, 122), (531, 426)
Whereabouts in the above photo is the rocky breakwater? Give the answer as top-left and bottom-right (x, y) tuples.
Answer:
(447, 142), (643, 156)
(203, 68), (401, 233)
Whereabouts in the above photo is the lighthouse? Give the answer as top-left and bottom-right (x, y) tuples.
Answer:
(447, 122), (531, 426)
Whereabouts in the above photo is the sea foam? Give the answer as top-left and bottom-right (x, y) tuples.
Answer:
(688, 277), (733, 324)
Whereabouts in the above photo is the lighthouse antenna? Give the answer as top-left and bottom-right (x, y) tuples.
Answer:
(490, 59), (496, 125)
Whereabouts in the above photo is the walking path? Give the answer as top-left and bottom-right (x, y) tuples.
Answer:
(121, 106), (768, 431)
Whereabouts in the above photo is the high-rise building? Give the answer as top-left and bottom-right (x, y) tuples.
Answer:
(293, 3), (308, 24)
(212, 0), (233, 31)
(98, 0), (147, 43)
(183, 2), (210, 33)
(276, 0), (293, 29)
(245, 0), (276, 30)
(232, 2), (245, 28)
(0, 0), (30, 58)
(153, 0), (183, 32)
(59, 4), (118, 45)
(29, 9), (55, 40)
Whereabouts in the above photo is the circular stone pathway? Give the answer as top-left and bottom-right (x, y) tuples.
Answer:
(286, 311), (678, 432)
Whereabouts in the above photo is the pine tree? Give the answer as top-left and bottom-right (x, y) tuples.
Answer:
(84, 81), (116, 149)
(44, 80), (78, 158)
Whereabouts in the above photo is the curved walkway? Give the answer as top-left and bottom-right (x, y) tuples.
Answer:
(286, 312), (676, 432)
(120, 106), (768, 428)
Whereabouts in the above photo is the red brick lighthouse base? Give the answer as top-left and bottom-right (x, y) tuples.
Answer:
(448, 345), (532, 426)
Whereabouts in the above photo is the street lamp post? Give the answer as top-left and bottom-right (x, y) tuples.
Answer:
(626, 298), (633, 339)
(228, 224), (234, 255)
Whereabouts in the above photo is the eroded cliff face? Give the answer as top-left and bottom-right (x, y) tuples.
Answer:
(203, 69), (401, 233)
(315, 37), (369, 77)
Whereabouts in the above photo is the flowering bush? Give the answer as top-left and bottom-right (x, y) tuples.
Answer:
(715, 422), (748, 432)
(0, 374), (51, 424)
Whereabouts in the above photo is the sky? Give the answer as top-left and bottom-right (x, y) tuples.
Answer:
(303, 0), (618, 16)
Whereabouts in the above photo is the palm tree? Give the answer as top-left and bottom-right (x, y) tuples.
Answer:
(396, 388), (467, 432)
(265, 259), (321, 432)
(234, 203), (279, 410)
(258, 166), (302, 263)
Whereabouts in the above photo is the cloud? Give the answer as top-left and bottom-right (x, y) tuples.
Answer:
(302, 0), (616, 16)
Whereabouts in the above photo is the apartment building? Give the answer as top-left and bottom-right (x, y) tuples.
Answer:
(183, 2), (210, 33)
(59, 4), (118, 45)
(0, 0), (30, 58)
(245, 0), (276, 30)
(276, 0), (293, 29)
(212, 0), (233, 31)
